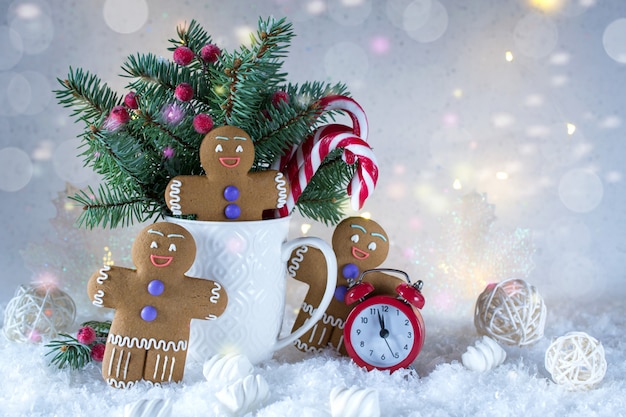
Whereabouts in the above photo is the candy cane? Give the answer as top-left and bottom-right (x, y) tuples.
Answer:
(278, 131), (378, 217)
(270, 95), (369, 171)
(316, 95), (369, 139)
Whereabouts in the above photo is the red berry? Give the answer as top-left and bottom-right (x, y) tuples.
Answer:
(109, 105), (130, 124)
(77, 326), (97, 345)
(271, 91), (290, 108)
(193, 113), (214, 134)
(90, 343), (106, 362)
(174, 83), (194, 102)
(124, 91), (138, 109)
(200, 43), (221, 63)
(173, 46), (195, 66)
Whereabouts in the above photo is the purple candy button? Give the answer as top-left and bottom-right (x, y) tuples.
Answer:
(342, 263), (359, 280)
(224, 203), (241, 219)
(148, 279), (164, 296)
(223, 185), (240, 202)
(141, 305), (157, 322)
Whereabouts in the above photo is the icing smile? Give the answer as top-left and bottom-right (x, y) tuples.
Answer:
(150, 255), (173, 268)
(219, 157), (240, 168)
(351, 246), (370, 260)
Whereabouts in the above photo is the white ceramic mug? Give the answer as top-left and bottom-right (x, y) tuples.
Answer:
(167, 216), (337, 365)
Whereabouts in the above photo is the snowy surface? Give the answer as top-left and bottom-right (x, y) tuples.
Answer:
(1, 296), (624, 417)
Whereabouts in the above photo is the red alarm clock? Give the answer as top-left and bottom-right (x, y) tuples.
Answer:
(343, 269), (425, 372)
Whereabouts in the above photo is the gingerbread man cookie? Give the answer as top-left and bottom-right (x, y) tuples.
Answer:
(87, 222), (228, 388)
(289, 217), (404, 355)
(165, 125), (289, 221)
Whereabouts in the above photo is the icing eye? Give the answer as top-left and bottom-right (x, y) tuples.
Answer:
(168, 243), (176, 252)
(235, 145), (243, 153)
(150, 241), (158, 249)
(351, 234), (359, 243)
(215, 144), (223, 152)
(367, 242), (377, 251)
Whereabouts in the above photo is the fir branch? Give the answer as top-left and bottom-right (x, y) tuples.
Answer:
(45, 334), (92, 370)
(168, 19), (213, 53)
(70, 185), (160, 229)
(55, 67), (122, 126)
(296, 157), (356, 225)
(217, 17), (294, 124)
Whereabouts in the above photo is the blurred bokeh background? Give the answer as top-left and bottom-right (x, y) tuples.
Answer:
(1, 0), (624, 318)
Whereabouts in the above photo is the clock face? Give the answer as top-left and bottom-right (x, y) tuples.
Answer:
(344, 295), (424, 371)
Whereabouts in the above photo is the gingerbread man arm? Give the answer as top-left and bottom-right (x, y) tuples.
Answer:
(182, 277), (228, 320)
(87, 265), (133, 309)
(165, 175), (210, 217)
(254, 170), (290, 211)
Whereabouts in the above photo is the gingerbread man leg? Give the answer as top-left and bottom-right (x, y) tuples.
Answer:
(143, 348), (187, 385)
(102, 342), (145, 388)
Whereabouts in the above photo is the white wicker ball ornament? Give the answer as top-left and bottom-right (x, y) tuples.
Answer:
(474, 278), (546, 346)
(3, 283), (76, 343)
(545, 332), (607, 390)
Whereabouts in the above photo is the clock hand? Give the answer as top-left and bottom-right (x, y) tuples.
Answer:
(377, 311), (389, 338)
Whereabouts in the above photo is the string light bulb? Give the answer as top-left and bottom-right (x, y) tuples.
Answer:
(505, 51), (514, 62)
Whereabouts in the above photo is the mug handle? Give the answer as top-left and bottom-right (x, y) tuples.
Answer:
(273, 237), (338, 351)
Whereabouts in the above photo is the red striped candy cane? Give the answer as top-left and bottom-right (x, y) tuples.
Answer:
(271, 95), (369, 171)
(278, 131), (378, 217)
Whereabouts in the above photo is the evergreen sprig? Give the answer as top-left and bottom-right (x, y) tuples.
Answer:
(56, 17), (358, 228)
(45, 320), (111, 370)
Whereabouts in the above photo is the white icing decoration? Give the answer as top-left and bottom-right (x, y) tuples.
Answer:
(287, 245), (309, 277)
(107, 333), (187, 352)
(107, 378), (135, 389)
(330, 386), (380, 417)
(203, 353), (254, 386)
(462, 336), (506, 372)
(154, 354), (160, 379)
(168, 179), (182, 215)
(293, 339), (323, 354)
(124, 398), (172, 417)
(210, 282), (222, 304)
(302, 302), (344, 328)
(215, 374), (270, 415)
(108, 347), (116, 377)
(206, 314), (218, 320)
(97, 265), (111, 284)
(274, 172), (288, 208)
(93, 290), (105, 307)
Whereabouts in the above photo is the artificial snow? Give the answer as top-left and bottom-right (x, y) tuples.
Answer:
(1, 296), (624, 417)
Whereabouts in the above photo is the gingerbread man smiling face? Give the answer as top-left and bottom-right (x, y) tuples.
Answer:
(201, 125), (255, 174)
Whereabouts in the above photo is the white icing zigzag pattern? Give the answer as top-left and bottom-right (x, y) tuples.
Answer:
(168, 179), (182, 215)
(108, 333), (188, 352)
(302, 302), (344, 328)
(97, 265), (110, 284)
(274, 172), (287, 208)
(293, 339), (323, 354)
(106, 378), (135, 389)
(93, 290), (105, 307)
(287, 245), (309, 277)
(210, 282), (222, 304)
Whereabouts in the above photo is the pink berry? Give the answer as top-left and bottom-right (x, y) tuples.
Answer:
(193, 113), (214, 134)
(77, 326), (97, 345)
(163, 146), (175, 159)
(173, 46), (195, 66)
(271, 91), (290, 108)
(200, 43), (221, 63)
(90, 343), (106, 362)
(124, 91), (138, 109)
(174, 83), (194, 102)
(104, 105), (130, 130)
